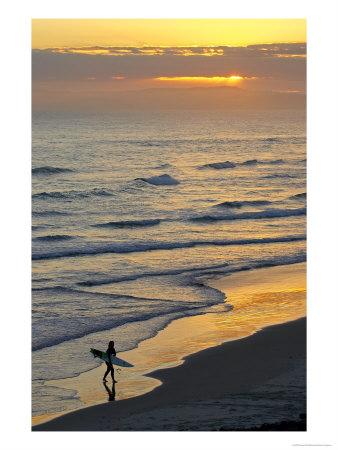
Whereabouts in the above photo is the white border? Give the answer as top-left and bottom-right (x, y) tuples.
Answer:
(2, 1), (338, 449)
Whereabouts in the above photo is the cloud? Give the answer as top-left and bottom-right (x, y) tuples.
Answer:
(32, 43), (306, 57)
(32, 42), (306, 110)
(32, 47), (306, 82)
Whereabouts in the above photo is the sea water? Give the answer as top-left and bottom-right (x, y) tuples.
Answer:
(32, 109), (306, 417)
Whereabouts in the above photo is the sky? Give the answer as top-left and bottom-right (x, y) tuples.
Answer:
(32, 19), (306, 110)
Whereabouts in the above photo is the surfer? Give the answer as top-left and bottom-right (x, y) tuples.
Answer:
(103, 340), (117, 383)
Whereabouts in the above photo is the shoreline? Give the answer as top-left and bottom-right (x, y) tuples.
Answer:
(33, 262), (306, 431)
(33, 317), (306, 431)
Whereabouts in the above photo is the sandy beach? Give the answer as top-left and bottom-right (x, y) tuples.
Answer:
(33, 263), (306, 431)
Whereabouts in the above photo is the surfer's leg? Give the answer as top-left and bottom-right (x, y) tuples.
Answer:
(111, 366), (117, 382)
(103, 363), (110, 380)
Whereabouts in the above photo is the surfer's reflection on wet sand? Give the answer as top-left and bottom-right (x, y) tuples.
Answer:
(103, 380), (116, 401)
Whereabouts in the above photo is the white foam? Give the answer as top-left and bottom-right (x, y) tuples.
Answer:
(139, 174), (180, 185)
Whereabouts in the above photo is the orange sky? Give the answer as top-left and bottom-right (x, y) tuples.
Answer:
(31, 19), (306, 110)
(32, 19), (306, 48)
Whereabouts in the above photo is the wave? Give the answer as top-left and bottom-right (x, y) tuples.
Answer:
(261, 137), (280, 142)
(90, 136), (304, 149)
(93, 219), (161, 228)
(240, 159), (285, 165)
(189, 207), (306, 223)
(263, 173), (296, 179)
(32, 188), (113, 200)
(76, 262), (232, 287)
(32, 253), (306, 356)
(33, 192), (68, 200)
(32, 166), (74, 176)
(200, 161), (236, 169)
(33, 235), (75, 242)
(214, 200), (271, 209)
(240, 159), (258, 166)
(32, 210), (71, 216)
(290, 192), (306, 200)
(32, 285), (187, 304)
(200, 159), (285, 169)
(198, 253), (306, 280)
(153, 163), (172, 169)
(262, 159), (285, 165)
(32, 299), (217, 352)
(136, 174), (180, 185)
(76, 250), (306, 288)
(32, 273), (225, 352)
(32, 234), (306, 261)
(32, 226), (45, 231)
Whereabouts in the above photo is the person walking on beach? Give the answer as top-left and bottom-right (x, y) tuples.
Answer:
(103, 340), (117, 383)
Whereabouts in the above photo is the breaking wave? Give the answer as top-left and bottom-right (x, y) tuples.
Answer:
(32, 234), (306, 261)
(136, 174), (180, 185)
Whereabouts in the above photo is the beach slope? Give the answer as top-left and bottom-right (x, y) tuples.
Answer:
(34, 317), (306, 431)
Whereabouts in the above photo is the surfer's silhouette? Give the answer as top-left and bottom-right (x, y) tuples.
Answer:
(103, 378), (116, 401)
(103, 340), (117, 383)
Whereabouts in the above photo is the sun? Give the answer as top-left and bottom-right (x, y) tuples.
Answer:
(228, 75), (243, 82)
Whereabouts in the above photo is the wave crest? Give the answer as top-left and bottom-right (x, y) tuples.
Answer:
(214, 200), (271, 208)
(240, 159), (258, 166)
(93, 219), (161, 228)
(200, 161), (236, 169)
(136, 174), (180, 185)
(290, 192), (306, 200)
(33, 235), (74, 242)
(32, 166), (73, 176)
(32, 188), (113, 200)
(32, 234), (306, 261)
(190, 207), (306, 222)
(32, 210), (71, 216)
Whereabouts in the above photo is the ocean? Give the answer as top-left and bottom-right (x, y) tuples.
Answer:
(32, 109), (306, 418)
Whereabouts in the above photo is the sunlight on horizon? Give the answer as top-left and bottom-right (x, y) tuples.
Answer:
(153, 76), (254, 86)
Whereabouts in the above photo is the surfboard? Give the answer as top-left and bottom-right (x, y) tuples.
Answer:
(90, 348), (134, 367)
